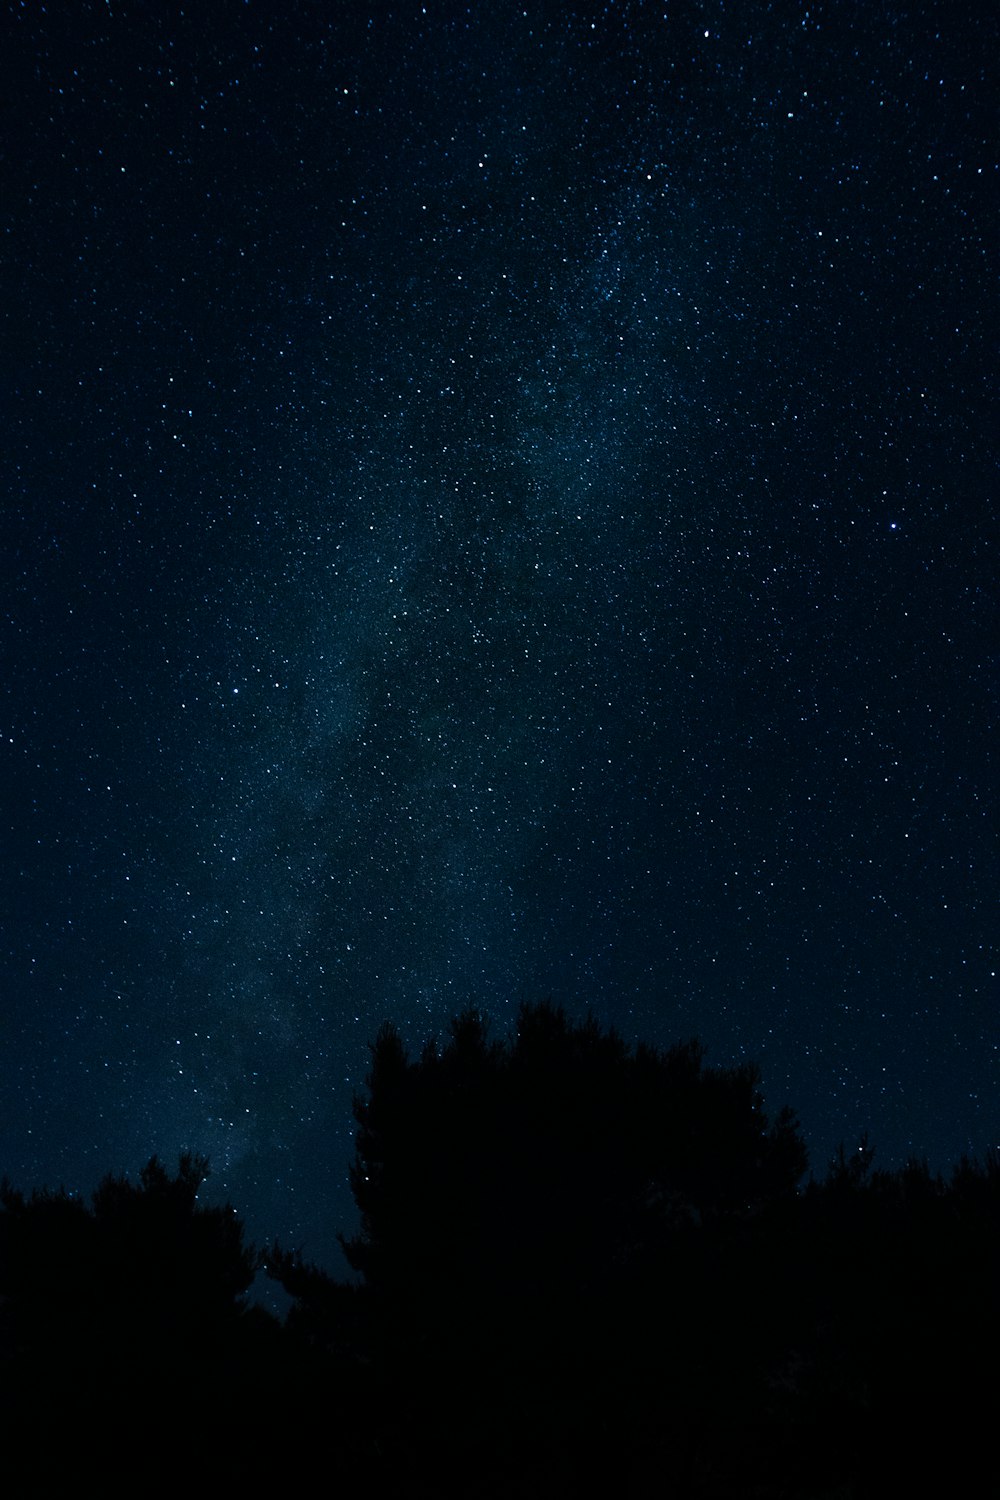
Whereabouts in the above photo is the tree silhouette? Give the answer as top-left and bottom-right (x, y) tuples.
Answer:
(266, 1004), (810, 1491)
(340, 1003), (807, 1308)
(3, 1011), (995, 1492)
(0, 1152), (274, 1458)
(267, 1003), (1000, 1492)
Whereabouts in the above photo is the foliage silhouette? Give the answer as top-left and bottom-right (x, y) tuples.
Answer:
(0, 1152), (288, 1470)
(3, 1009), (998, 1493)
(266, 1004), (1000, 1495)
(0, 1152), (258, 1357)
(339, 1004), (807, 1305)
(270, 1003), (814, 1492)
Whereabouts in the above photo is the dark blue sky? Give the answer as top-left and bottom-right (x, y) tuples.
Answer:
(2, 0), (995, 1272)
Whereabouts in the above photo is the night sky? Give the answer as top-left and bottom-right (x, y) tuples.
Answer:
(3, 0), (995, 1273)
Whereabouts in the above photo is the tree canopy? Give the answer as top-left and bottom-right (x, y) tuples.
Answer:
(0, 1150), (274, 1461)
(266, 1003), (999, 1494)
(2, 1005), (997, 1493)
(340, 1003), (807, 1311)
